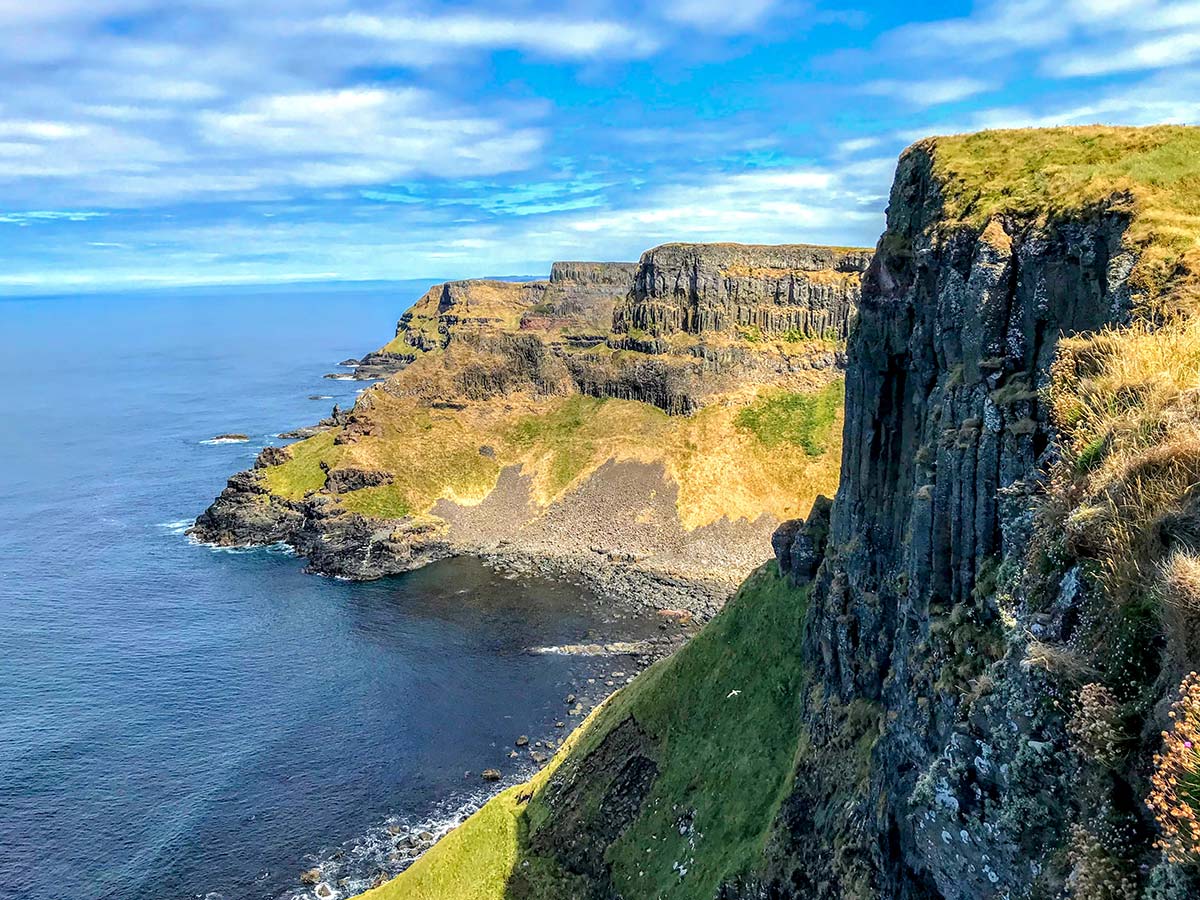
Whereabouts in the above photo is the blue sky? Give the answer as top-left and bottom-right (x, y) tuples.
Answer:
(2, 0), (1199, 293)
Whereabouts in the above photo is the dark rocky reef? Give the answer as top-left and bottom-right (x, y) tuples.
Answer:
(193, 477), (454, 579)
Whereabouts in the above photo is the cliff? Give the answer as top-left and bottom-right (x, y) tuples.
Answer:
(616, 242), (869, 341)
(193, 246), (865, 614)
(363, 126), (1200, 899)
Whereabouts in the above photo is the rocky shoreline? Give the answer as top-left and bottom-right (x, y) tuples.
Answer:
(192, 244), (867, 620)
(190, 458), (736, 618)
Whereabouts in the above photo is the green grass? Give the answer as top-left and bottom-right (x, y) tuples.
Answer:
(358, 787), (524, 900)
(734, 380), (844, 455)
(337, 483), (412, 518)
(504, 395), (668, 498)
(261, 430), (343, 497)
(561, 564), (810, 900)
(361, 565), (810, 900)
(504, 396), (605, 497)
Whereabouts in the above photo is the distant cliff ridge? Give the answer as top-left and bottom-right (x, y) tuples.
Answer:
(348, 263), (637, 379)
(617, 242), (869, 340)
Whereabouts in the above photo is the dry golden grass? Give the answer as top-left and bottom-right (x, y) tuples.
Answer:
(262, 382), (842, 531)
(1162, 551), (1200, 615)
(921, 125), (1200, 312)
(1047, 316), (1200, 608)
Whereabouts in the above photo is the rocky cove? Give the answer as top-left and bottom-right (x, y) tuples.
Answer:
(191, 241), (868, 618)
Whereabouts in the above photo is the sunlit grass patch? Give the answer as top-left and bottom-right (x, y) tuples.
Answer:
(733, 380), (843, 455)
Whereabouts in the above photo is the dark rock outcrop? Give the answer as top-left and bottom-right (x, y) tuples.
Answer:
(321, 465), (393, 494)
(746, 139), (1143, 899)
(772, 493), (832, 584)
(254, 446), (292, 469)
(191, 478), (453, 580)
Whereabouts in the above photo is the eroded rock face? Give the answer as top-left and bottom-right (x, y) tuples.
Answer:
(350, 263), (638, 379)
(616, 242), (870, 340)
(756, 140), (1140, 899)
(544, 261), (640, 327)
(321, 465), (393, 494)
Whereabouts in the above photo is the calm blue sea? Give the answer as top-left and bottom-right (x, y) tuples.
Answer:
(0, 284), (648, 900)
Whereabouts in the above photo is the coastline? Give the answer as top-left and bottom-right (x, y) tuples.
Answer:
(189, 471), (743, 618)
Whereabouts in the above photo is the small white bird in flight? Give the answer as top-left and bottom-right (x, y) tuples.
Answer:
(726, 689), (741, 698)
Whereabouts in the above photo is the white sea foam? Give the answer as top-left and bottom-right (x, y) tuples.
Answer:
(326, 374), (355, 381)
(157, 520), (193, 535)
(185, 536), (297, 557)
(200, 437), (250, 445)
(530, 640), (650, 656)
(275, 783), (527, 900)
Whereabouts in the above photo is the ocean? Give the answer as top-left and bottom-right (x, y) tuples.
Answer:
(0, 283), (653, 900)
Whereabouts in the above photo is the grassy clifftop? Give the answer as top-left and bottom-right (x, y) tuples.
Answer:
(916, 125), (1200, 307)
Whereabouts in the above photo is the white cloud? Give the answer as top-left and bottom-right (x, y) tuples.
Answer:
(882, 0), (1200, 71)
(200, 87), (544, 187)
(312, 11), (659, 59)
(0, 210), (108, 225)
(659, 0), (780, 32)
(892, 70), (1200, 144)
(863, 77), (992, 107)
(563, 164), (884, 247)
(837, 136), (882, 154)
(1045, 30), (1200, 76)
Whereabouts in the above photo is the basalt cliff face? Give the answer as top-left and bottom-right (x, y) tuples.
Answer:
(763, 140), (1139, 899)
(617, 242), (868, 340)
(588, 243), (867, 414)
(194, 245), (865, 614)
(364, 126), (1200, 900)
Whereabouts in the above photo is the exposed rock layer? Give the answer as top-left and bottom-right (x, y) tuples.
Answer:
(616, 242), (870, 340)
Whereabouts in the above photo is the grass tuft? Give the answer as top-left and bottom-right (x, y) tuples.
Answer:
(733, 380), (843, 456)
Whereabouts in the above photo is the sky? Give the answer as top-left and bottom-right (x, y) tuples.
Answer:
(2, 0), (1199, 293)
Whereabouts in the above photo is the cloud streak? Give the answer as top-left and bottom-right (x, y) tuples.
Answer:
(313, 11), (660, 58)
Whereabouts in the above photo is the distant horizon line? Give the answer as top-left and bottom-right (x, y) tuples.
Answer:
(0, 273), (552, 301)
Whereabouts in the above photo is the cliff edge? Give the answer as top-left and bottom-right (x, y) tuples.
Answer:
(362, 125), (1200, 899)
